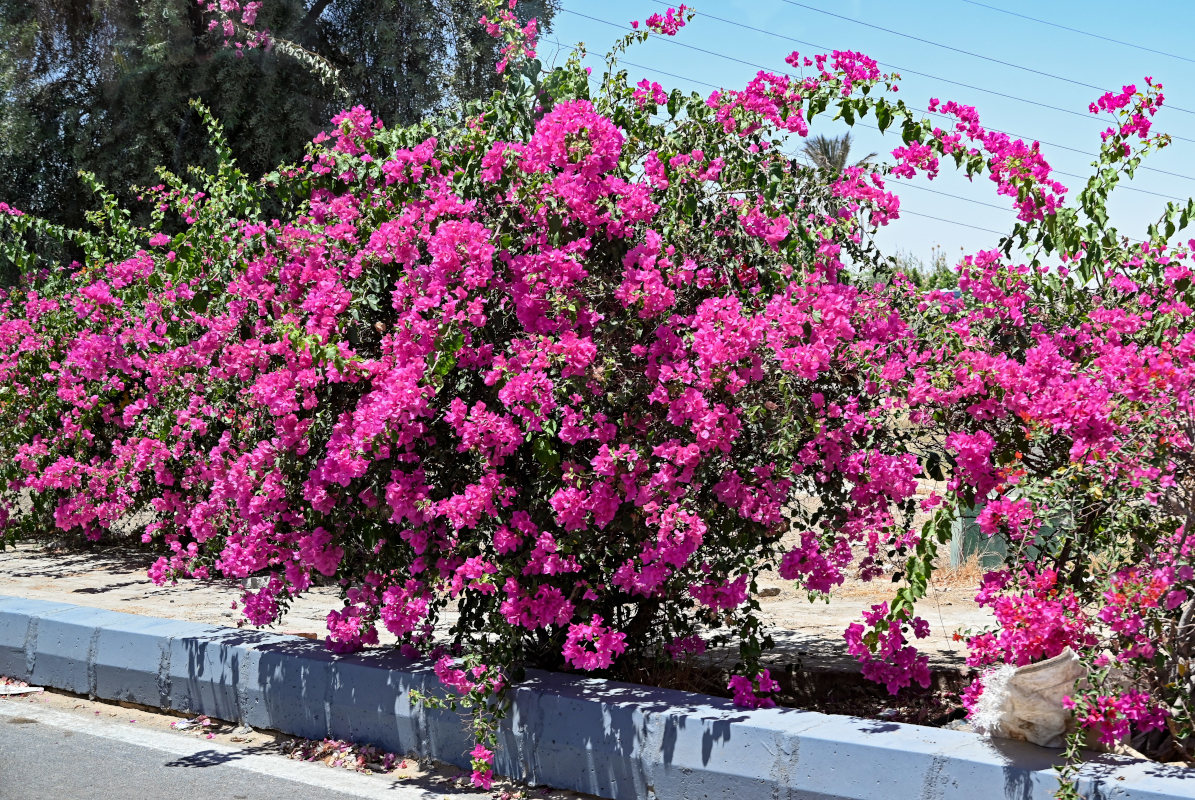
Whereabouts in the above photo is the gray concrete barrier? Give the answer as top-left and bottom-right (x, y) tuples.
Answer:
(1, 595), (1191, 799)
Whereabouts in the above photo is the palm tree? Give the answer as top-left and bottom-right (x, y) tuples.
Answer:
(802, 132), (877, 172)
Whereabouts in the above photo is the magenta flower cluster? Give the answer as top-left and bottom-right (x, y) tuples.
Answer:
(2, 0), (1194, 778)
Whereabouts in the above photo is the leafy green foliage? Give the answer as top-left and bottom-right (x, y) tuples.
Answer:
(0, 0), (559, 239)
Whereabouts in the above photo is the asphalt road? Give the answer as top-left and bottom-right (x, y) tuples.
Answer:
(0, 702), (477, 800)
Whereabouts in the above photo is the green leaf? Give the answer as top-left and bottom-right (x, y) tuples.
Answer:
(924, 452), (945, 481)
(876, 103), (893, 133)
(531, 436), (560, 470)
(839, 101), (856, 126)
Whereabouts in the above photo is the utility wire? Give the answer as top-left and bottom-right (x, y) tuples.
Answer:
(777, 0), (1195, 116)
(625, 4), (1165, 133)
(544, 37), (1193, 208)
(616, 55), (718, 89)
(571, 59), (1019, 240)
(561, 42), (1159, 244)
(547, 39), (1037, 229)
(900, 183), (1014, 213)
(961, 0), (1195, 65)
(643, 0), (1195, 157)
(562, 9), (770, 74)
(901, 210), (1008, 235)
(921, 114), (1195, 184)
(565, 8), (1102, 127)
(566, 7), (1195, 161)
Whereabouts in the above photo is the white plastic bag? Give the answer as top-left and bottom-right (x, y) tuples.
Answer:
(970, 648), (1086, 748)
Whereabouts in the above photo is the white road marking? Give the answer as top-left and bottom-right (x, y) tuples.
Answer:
(0, 701), (463, 799)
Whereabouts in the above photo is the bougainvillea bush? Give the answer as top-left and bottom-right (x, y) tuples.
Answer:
(2, 1), (1195, 787)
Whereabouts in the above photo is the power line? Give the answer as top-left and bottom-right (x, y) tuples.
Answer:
(564, 8), (1108, 128)
(545, 36), (1194, 206)
(845, 117), (1190, 203)
(568, 6), (1195, 161)
(616, 55), (719, 89)
(562, 9), (770, 74)
(627, 4), (1138, 131)
(1051, 170), (1184, 202)
(918, 113), (1195, 184)
(777, 0), (1195, 116)
(643, 0), (1195, 160)
(899, 183), (1013, 213)
(543, 38), (1038, 233)
(900, 210), (1007, 235)
(902, 208), (1145, 246)
(961, 0), (1195, 65)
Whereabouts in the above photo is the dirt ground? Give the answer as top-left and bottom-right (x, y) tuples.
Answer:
(0, 471), (992, 672)
(0, 538), (989, 669)
(0, 529), (991, 731)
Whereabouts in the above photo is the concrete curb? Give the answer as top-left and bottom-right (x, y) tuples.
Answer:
(1, 595), (1191, 799)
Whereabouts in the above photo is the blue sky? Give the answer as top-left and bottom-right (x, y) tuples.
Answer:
(545, 1), (1195, 266)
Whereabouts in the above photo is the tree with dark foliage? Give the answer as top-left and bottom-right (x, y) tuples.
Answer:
(0, 0), (558, 228)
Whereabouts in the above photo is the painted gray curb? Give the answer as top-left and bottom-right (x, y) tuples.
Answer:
(1, 595), (1191, 800)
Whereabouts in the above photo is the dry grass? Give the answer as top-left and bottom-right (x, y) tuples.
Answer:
(931, 552), (986, 591)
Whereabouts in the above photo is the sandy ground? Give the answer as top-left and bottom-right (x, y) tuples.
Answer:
(0, 530), (994, 730)
(0, 537), (990, 674)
